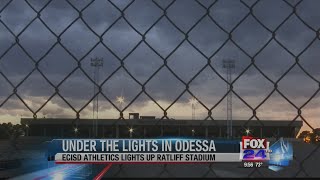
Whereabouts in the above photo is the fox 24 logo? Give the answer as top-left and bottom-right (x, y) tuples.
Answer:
(240, 136), (271, 161)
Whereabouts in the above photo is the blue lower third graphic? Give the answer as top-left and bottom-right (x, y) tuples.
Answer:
(268, 138), (293, 172)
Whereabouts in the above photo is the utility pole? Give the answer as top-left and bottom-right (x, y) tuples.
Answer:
(223, 59), (235, 139)
(91, 57), (103, 138)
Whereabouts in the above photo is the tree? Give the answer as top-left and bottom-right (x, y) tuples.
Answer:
(0, 123), (26, 150)
(298, 131), (310, 139)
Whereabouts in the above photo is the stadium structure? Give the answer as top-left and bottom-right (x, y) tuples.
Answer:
(21, 113), (302, 138)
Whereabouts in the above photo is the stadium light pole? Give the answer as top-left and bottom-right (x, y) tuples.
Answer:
(223, 59), (235, 139)
(189, 97), (198, 120)
(91, 57), (103, 138)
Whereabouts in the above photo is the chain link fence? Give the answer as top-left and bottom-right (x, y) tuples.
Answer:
(0, 0), (320, 178)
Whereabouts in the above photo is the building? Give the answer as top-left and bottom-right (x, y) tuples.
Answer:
(21, 115), (302, 139)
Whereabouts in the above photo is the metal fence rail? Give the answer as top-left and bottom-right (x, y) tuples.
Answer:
(0, 0), (319, 177)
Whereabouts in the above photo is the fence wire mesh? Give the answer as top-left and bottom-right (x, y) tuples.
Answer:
(0, 0), (320, 178)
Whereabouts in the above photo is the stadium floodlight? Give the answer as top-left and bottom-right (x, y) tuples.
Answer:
(245, 129), (251, 136)
(188, 97), (198, 105)
(116, 96), (125, 104)
(25, 124), (29, 136)
(129, 128), (134, 138)
(129, 128), (134, 133)
(90, 58), (103, 67)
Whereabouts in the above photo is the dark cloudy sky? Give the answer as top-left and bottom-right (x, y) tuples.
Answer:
(0, 0), (319, 131)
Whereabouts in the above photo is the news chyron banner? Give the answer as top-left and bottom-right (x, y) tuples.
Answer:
(48, 139), (241, 163)
(47, 137), (293, 171)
